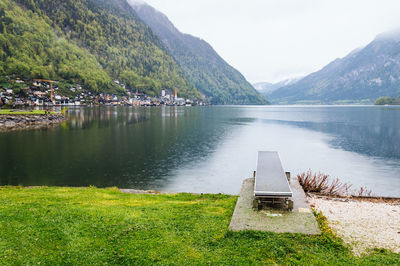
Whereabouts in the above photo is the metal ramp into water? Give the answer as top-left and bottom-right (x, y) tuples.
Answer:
(254, 151), (292, 198)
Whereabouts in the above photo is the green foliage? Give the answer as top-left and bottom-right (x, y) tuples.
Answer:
(119, 70), (160, 95)
(175, 47), (266, 104)
(0, 0), (199, 98)
(314, 210), (338, 238)
(56, 86), (79, 98)
(374, 96), (400, 105)
(15, 0), (198, 98)
(0, 186), (399, 264)
(9, 82), (26, 91)
(0, 0), (115, 93)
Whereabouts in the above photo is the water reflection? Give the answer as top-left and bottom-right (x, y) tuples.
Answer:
(255, 106), (400, 159)
(164, 106), (400, 196)
(1, 106), (399, 196)
(0, 107), (239, 189)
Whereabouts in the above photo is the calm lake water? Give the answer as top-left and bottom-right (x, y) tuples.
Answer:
(1, 105), (399, 196)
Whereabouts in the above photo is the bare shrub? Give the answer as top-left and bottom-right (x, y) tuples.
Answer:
(297, 170), (329, 193)
(325, 178), (352, 196)
(357, 187), (372, 197)
(297, 170), (371, 197)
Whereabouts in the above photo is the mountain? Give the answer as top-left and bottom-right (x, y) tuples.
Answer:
(268, 30), (400, 104)
(253, 77), (303, 96)
(130, 1), (266, 105)
(1, 0), (199, 98)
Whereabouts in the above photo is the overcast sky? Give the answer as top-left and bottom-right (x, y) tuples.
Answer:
(139, 0), (400, 83)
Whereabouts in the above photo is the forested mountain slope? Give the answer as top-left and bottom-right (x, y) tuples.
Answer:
(0, 0), (116, 92)
(0, 0), (198, 97)
(131, 2), (266, 104)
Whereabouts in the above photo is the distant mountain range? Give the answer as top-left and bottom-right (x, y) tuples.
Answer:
(253, 77), (302, 97)
(267, 30), (400, 104)
(130, 1), (266, 105)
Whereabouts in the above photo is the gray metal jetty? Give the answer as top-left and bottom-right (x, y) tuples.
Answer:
(254, 151), (292, 198)
(228, 151), (320, 234)
(229, 177), (321, 234)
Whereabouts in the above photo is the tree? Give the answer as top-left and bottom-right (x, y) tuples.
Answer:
(374, 97), (395, 105)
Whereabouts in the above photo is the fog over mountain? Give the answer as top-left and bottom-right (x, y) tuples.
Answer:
(253, 77), (303, 97)
(138, 0), (400, 83)
(268, 30), (400, 104)
(130, 1), (266, 104)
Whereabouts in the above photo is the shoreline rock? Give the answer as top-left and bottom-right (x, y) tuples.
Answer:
(0, 113), (66, 132)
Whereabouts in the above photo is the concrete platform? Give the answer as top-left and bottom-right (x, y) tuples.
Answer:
(229, 177), (321, 234)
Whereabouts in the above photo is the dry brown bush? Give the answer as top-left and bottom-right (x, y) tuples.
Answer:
(297, 170), (371, 197)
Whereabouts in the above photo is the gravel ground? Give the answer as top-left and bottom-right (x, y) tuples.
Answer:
(308, 195), (400, 255)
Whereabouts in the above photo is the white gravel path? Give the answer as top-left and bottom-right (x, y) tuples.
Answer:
(308, 196), (400, 255)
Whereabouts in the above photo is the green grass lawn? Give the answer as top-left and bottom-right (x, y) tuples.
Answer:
(0, 187), (398, 265)
(0, 109), (53, 115)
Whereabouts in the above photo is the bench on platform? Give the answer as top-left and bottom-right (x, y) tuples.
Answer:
(253, 151), (293, 211)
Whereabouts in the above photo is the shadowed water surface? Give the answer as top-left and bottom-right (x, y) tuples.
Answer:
(0, 105), (399, 196)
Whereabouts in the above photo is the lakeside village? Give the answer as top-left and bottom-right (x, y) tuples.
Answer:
(0, 78), (207, 108)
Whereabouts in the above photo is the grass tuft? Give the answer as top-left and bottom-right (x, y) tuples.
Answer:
(0, 109), (56, 115)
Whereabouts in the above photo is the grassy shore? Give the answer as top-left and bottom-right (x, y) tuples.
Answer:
(0, 109), (53, 115)
(0, 187), (398, 264)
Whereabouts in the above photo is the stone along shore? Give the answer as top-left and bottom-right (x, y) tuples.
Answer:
(0, 113), (66, 131)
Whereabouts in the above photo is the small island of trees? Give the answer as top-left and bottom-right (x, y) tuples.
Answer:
(374, 96), (400, 105)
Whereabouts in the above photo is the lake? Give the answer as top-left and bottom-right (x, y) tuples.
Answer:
(1, 105), (399, 197)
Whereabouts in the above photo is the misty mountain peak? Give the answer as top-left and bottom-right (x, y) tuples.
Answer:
(375, 29), (400, 42)
(127, 0), (147, 7)
(268, 30), (400, 104)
